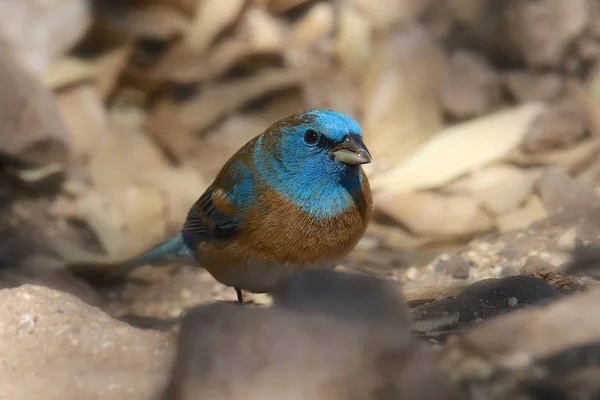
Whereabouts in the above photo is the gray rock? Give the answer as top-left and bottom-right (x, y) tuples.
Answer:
(0, 285), (174, 400)
(162, 270), (460, 400)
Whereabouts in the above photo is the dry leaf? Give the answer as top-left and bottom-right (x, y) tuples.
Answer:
(496, 195), (548, 232)
(375, 191), (495, 239)
(446, 165), (542, 215)
(188, 0), (246, 53)
(42, 57), (95, 90)
(349, 0), (433, 31)
(190, 89), (307, 178)
(94, 2), (190, 40)
(268, 0), (312, 13)
(335, 4), (373, 78)
(289, 2), (335, 49)
(242, 6), (287, 51)
(177, 67), (305, 132)
(370, 103), (546, 193)
(360, 25), (445, 171)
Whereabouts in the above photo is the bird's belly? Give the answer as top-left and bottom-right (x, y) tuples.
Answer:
(196, 248), (339, 293)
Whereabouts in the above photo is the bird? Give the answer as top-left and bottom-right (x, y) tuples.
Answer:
(110, 109), (372, 303)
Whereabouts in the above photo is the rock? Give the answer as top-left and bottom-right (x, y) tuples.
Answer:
(492, 0), (590, 67)
(438, 255), (471, 280)
(161, 270), (460, 400)
(521, 255), (586, 294)
(563, 245), (600, 277)
(535, 168), (600, 216)
(272, 269), (409, 325)
(443, 50), (501, 119)
(411, 275), (562, 339)
(577, 152), (600, 190)
(443, 286), (600, 398)
(0, 36), (69, 169)
(0, 0), (91, 74)
(454, 275), (561, 323)
(504, 71), (563, 103)
(522, 99), (588, 153)
(0, 285), (174, 400)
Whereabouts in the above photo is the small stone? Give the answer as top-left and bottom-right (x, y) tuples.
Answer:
(441, 255), (471, 280)
(406, 267), (419, 281)
(504, 71), (563, 102)
(522, 99), (587, 153)
(492, 0), (590, 67)
(443, 50), (501, 119)
(507, 297), (519, 307)
(557, 228), (578, 251)
(535, 168), (600, 217)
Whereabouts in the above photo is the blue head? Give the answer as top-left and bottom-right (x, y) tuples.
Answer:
(254, 109), (371, 218)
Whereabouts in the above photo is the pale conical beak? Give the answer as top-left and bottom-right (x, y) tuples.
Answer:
(329, 134), (371, 165)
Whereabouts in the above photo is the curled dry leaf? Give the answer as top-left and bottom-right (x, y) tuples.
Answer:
(41, 57), (95, 90)
(370, 102), (546, 193)
(360, 25), (445, 171)
(177, 67), (306, 133)
(94, 2), (190, 40)
(508, 135), (600, 168)
(189, 90), (307, 178)
(187, 0), (246, 53)
(335, 3), (373, 79)
(289, 2), (335, 49)
(375, 191), (494, 239)
(446, 165), (542, 215)
(349, 0), (434, 31)
(495, 195), (548, 233)
(301, 70), (358, 115)
(43, 40), (132, 100)
(151, 37), (251, 83)
(56, 83), (205, 259)
(242, 6), (287, 51)
(268, 0), (312, 14)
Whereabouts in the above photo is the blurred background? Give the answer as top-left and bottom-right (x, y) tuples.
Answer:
(1, 0), (600, 316)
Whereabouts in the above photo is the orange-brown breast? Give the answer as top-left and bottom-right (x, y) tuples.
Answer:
(194, 174), (372, 291)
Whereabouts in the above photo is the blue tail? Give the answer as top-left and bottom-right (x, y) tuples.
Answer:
(108, 235), (195, 279)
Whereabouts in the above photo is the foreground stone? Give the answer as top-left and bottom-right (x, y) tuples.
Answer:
(162, 270), (460, 400)
(0, 285), (174, 400)
(442, 287), (600, 399)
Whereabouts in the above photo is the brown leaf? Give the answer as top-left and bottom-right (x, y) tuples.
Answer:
(370, 103), (545, 193)
(360, 25), (445, 171)
(375, 191), (494, 239)
(177, 67), (305, 133)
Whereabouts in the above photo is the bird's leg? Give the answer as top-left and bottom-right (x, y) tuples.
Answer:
(235, 287), (244, 304)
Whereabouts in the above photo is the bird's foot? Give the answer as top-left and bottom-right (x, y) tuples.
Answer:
(235, 287), (244, 304)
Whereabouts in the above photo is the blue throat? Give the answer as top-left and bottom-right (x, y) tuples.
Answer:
(256, 141), (363, 220)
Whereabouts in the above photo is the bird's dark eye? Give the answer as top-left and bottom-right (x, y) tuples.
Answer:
(303, 129), (319, 145)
